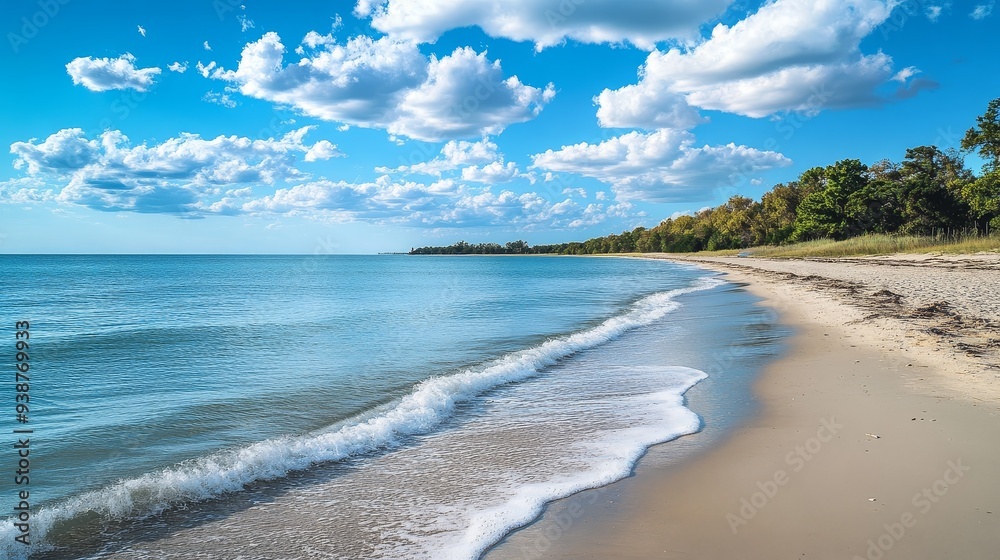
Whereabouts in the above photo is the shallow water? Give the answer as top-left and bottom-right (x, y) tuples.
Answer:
(0, 255), (785, 559)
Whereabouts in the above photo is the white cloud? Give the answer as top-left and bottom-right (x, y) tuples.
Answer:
(441, 138), (500, 166)
(389, 47), (555, 140)
(9, 127), (340, 215)
(137, 25), (146, 37)
(970, 2), (994, 19)
(530, 129), (791, 202)
(377, 139), (500, 175)
(208, 32), (554, 141)
(643, 0), (892, 87)
(168, 61), (188, 73)
(209, 32), (425, 127)
(377, 137), (531, 185)
(925, 5), (944, 21)
(299, 30), (336, 51)
(304, 140), (339, 162)
(892, 66), (920, 83)
(682, 54), (892, 117)
(355, 0), (732, 50)
(0, 177), (57, 205)
(595, 0), (902, 125)
(7, 128), (609, 228)
(240, 176), (617, 228)
(65, 53), (161, 92)
(10, 128), (100, 174)
(195, 61), (217, 78)
(460, 161), (520, 183)
(595, 84), (705, 130)
(238, 14), (255, 31)
(203, 91), (239, 108)
(204, 41), (212, 51)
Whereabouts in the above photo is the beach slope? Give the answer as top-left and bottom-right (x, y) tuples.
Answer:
(488, 253), (1000, 560)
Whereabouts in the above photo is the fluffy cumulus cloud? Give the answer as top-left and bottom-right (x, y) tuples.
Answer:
(65, 53), (161, 92)
(304, 140), (340, 162)
(354, 0), (732, 50)
(206, 32), (554, 141)
(204, 33), (425, 123)
(596, 0), (904, 126)
(460, 161), (520, 183)
(531, 129), (791, 202)
(5, 131), (620, 228)
(239, 175), (610, 228)
(376, 139), (500, 175)
(441, 139), (500, 167)
(376, 138), (526, 183)
(0, 177), (57, 205)
(595, 85), (705, 130)
(388, 47), (555, 140)
(8, 127), (341, 215)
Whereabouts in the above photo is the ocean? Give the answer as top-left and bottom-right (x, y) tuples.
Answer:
(0, 255), (785, 559)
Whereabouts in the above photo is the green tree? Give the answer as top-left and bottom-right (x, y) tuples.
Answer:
(962, 174), (1000, 230)
(844, 179), (904, 234)
(961, 98), (1000, 230)
(793, 159), (870, 240)
(962, 97), (1000, 172)
(504, 240), (528, 254)
(715, 195), (758, 248)
(895, 146), (971, 234)
(757, 182), (805, 244)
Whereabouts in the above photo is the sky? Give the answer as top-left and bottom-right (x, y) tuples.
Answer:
(1, 0), (998, 254)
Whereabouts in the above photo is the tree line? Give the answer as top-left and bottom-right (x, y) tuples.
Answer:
(410, 240), (543, 254)
(410, 98), (1000, 256)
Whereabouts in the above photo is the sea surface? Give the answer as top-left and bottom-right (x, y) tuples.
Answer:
(0, 255), (786, 559)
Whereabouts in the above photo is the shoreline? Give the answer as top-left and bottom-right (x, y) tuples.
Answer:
(487, 254), (1000, 559)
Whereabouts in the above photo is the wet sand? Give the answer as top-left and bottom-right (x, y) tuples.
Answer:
(487, 253), (1000, 559)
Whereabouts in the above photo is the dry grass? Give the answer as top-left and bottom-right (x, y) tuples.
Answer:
(710, 234), (1000, 258)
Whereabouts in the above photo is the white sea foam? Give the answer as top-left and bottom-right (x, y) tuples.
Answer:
(0, 276), (722, 558)
(442, 378), (706, 560)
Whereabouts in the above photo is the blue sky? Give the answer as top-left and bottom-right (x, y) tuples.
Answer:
(1, 0), (998, 253)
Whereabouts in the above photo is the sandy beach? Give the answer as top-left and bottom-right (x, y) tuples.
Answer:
(487, 253), (1000, 559)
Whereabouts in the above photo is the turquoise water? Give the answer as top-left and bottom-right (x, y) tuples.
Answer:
(0, 255), (784, 558)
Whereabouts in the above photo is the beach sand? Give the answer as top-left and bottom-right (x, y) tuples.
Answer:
(486, 253), (1000, 559)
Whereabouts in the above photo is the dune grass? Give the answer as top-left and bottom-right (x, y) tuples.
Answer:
(691, 234), (1000, 258)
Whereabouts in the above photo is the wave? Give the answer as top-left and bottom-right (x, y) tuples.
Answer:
(0, 276), (722, 558)
(438, 376), (706, 560)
